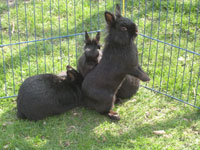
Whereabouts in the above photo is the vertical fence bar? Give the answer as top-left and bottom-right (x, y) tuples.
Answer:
(105, 0), (107, 11)
(90, 0), (92, 31)
(194, 66), (200, 106)
(42, 0), (47, 73)
(50, 0), (55, 72)
(173, 0), (185, 96)
(131, 0), (134, 21)
(66, 0), (70, 65)
(180, 0), (192, 99)
(24, 0), (31, 76)
(98, 0), (100, 29)
(152, 0), (162, 88)
(125, 0), (127, 17)
(113, 0), (114, 13)
(187, 0), (200, 102)
(159, 0), (169, 91)
(58, 0), (63, 71)
(74, 0), (77, 63)
(166, 0), (177, 93)
(33, 0), (38, 74)
(136, 0), (140, 46)
(7, 0), (15, 94)
(141, 0), (147, 66)
(82, 0), (84, 31)
(146, 0), (155, 76)
(0, 16), (7, 96)
(15, 0), (22, 81)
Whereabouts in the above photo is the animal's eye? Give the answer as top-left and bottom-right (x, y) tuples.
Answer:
(121, 27), (127, 31)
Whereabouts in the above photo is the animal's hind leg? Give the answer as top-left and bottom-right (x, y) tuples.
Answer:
(84, 89), (120, 120)
(95, 95), (120, 121)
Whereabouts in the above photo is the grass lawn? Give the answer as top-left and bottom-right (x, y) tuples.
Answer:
(0, 0), (200, 149)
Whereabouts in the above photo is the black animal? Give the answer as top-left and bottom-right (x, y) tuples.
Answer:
(58, 31), (102, 78)
(77, 31), (102, 77)
(82, 4), (150, 120)
(17, 66), (83, 121)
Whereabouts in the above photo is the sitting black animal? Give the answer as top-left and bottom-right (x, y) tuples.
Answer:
(77, 31), (102, 77)
(17, 65), (83, 121)
(82, 4), (150, 120)
(58, 31), (102, 78)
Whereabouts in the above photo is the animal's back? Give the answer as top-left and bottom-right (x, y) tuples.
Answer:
(17, 74), (82, 121)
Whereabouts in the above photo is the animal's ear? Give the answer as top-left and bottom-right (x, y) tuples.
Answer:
(105, 11), (115, 25)
(85, 31), (90, 42)
(95, 32), (100, 42)
(66, 66), (75, 81)
(115, 4), (121, 18)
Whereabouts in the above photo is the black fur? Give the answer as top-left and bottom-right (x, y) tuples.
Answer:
(17, 66), (83, 121)
(116, 75), (140, 99)
(82, 4), (150, 120)
(77, 31), (102, 77)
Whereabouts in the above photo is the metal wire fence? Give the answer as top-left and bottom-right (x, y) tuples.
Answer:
(0, 0), (199, 109)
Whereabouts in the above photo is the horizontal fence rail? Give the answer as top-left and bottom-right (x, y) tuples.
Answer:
(0, 0), (199, 109)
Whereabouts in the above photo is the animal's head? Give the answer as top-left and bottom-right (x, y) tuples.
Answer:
(66, 65), (83, 85)
(84, 31), (101, 62)
(105, 4), (138, 44)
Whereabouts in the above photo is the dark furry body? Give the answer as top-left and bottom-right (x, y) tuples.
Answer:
(17, 72), (83, 121)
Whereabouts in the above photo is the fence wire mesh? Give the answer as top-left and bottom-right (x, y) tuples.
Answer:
(0, 0), (199, 109)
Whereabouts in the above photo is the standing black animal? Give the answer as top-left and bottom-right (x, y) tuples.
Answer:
(17, 66), (83, 121)
(82, 4), (150, 120)
(77, 31), (102, 77)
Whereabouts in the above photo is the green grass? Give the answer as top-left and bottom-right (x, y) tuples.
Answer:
(0, 0), (200, 149)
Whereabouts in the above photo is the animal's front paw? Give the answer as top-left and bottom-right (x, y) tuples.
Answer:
(141, 73), (150, 82)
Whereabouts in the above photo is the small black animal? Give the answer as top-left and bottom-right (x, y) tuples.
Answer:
(82, 4), (150, 120)
(17, 65), (83, 121)
(77, 31), (102, 77)
(58, 31), (102, 78)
